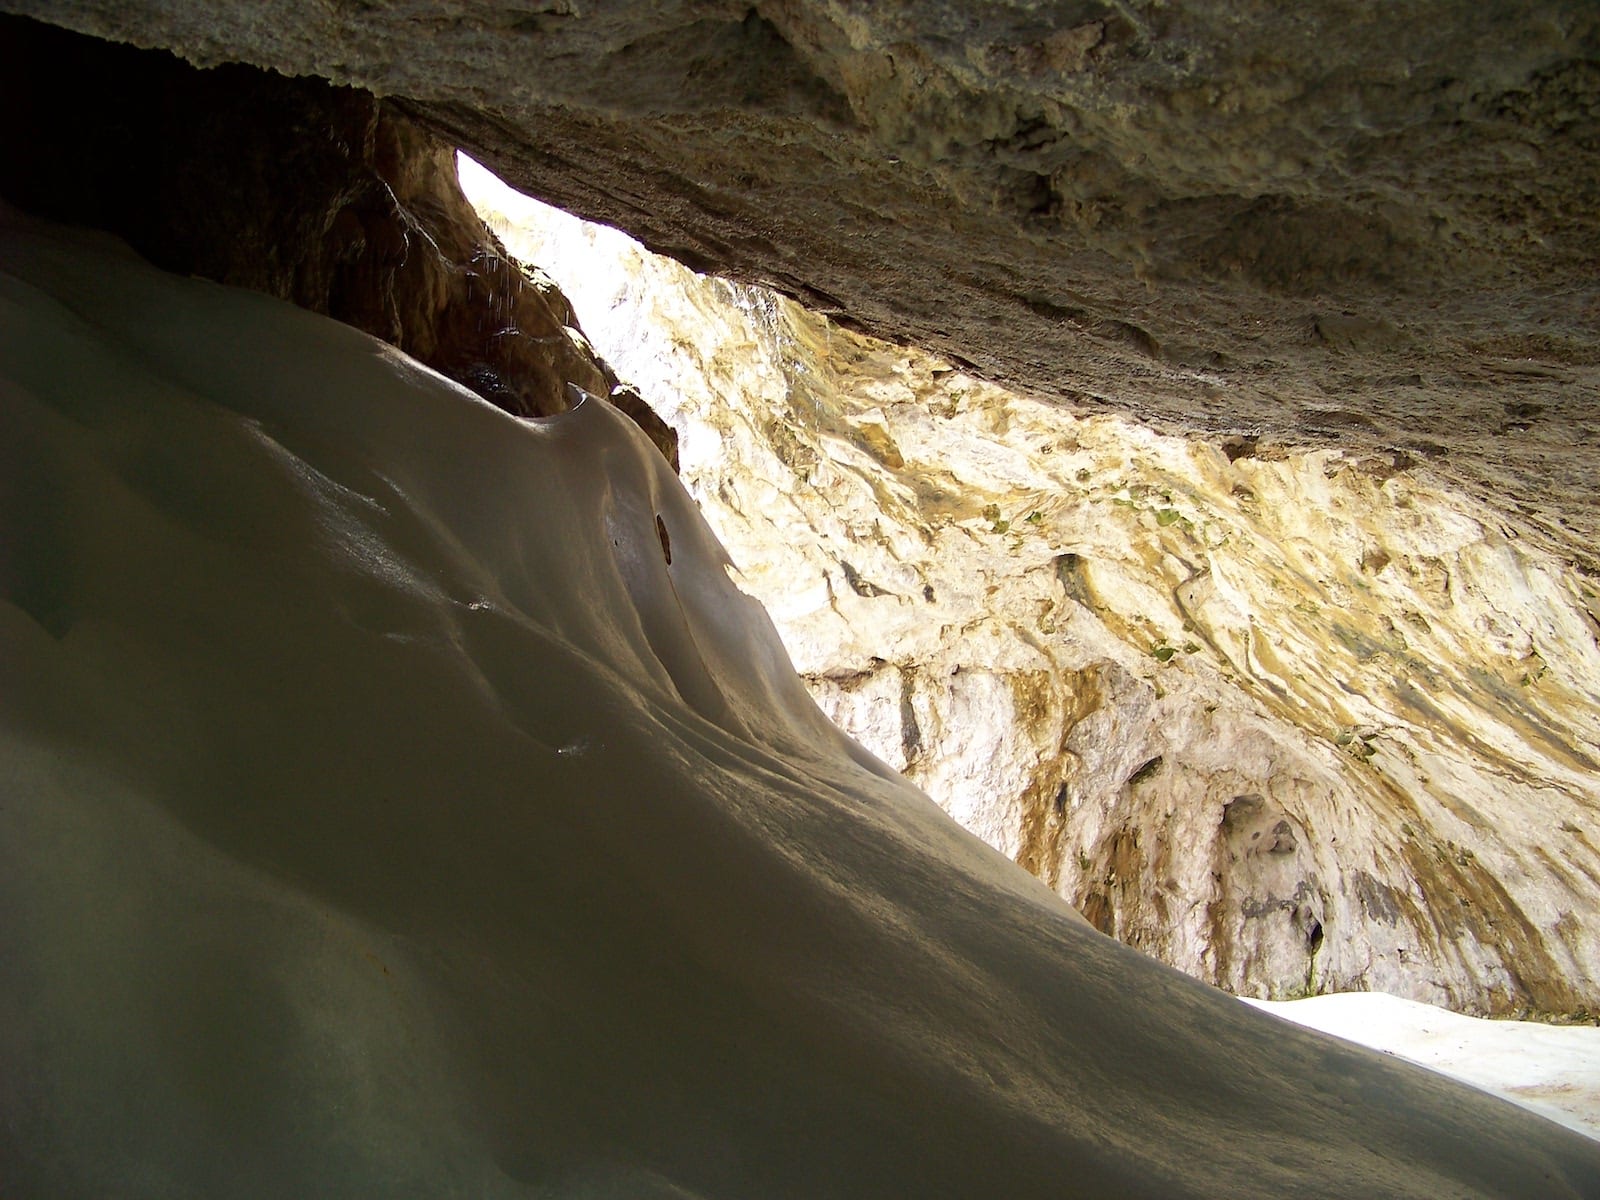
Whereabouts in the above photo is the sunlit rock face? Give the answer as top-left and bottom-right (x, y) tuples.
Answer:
(0, 16), (676, 464)
(10, 0), (1600, 563)
(471, 166), (1600, 1016)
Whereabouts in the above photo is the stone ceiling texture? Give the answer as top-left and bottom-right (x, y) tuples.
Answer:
(10, 2), (1600, 562)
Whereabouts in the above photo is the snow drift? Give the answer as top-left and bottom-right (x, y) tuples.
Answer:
(1250, 992), (1600, 1144)
(2, 212), (1598, 1198)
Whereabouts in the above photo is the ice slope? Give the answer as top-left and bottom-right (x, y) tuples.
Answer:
(2, 211), (1597, 1199)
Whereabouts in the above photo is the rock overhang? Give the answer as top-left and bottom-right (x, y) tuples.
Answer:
(7, 0), (1599, 562)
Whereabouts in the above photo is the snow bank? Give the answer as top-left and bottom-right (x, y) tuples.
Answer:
(1249, 992), (1600, 1143)
(3, 211), (1598, 1197)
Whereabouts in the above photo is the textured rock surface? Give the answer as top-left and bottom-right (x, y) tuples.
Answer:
(474, 172), (1600, 1016)
(0, 16), (676, 464)
(8, 0), (1599, 562)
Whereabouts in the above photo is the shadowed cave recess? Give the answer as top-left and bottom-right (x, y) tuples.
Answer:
(4, 5), (1600, 1197)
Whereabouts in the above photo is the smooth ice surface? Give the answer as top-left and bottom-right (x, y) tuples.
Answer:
(3, 211), (1599, 1198)
(1249, 992), (1600, 1143)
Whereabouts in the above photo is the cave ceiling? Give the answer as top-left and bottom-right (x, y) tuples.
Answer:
(10, 1), (1600, 563)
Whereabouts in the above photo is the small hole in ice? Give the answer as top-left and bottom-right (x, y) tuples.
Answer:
(656, 515), (672, 564)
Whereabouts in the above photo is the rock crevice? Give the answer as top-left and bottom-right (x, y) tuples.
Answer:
(0, 15), (678, 464)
